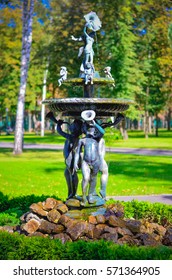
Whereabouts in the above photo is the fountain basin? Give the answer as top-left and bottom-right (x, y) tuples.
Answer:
(42, 98), (134, 117)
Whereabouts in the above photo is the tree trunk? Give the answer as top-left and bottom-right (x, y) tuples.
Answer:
(13, 0), (34, 154)
(144, 110), (149, 138)
(167, 108), (171, 131)
(41, 66), (48, 137)
(120, 118), (128, 140)
(155, 113), (159, 137)
(28, 112), (32, 132)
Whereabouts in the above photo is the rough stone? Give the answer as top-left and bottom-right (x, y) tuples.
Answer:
(55, 204), (68, 214)
(39, 220), (59, 234)
(20, 212), (30, 222)
(96, 214), (106, 224)
(137, 233), (161, 246)
(162, 227), (172, 246)
(66, 221), (88, 241)
(65, 198), (81, 208)
(42, 198), (60, 210)
(25, 212), (42, 223)
(47, 209), (61, 223)
(152, 223), (166, 236)
(53, 233), (72, 243)
(116, 227), (133, 237)
(106, 203), (124, 218)
(108, 215), (126, 228)
(30, 203), (48, 217)
(104, 225), (118, 235)
(28, 232), (47, 237)
(58, 214), (71, 227)
(125, 219), (142, 233)
(100, 232), (118, 243)
(118, 235), (141, 246)
(0, 225), (14, 233)
(93, 227), (103, 239)
(88, 215), (97, 224)
(52, 224), (65, 234)
(79, 236), (92, 242)
(22, 219), (40, 234)
(86, 223), (95, 239)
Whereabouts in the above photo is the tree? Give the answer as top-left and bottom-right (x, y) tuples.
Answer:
(14, 0), (34, 154)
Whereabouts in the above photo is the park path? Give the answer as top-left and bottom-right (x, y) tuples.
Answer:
(0, 142), (172, 156)
(1, 142), (172, 205)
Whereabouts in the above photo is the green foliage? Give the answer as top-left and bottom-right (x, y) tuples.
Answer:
(107, 199), (172, 224)
(0, 211), (20, 226)
(0, 231), (171, 260)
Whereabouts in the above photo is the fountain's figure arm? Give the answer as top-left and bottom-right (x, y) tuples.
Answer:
(71, 35), (84, 58)
(101, 113), (125, 129)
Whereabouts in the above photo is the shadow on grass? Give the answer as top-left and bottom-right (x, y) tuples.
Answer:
(128, 130), (172, 139)
(107, 156), (172, 186)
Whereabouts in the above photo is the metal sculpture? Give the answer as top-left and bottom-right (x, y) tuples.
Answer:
(44, 12), (134, 207)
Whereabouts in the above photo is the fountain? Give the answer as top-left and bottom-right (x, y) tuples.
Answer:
(43, 12), (134, 208)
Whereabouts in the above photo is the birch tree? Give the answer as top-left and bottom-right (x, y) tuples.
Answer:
(13, 0), (34, 154)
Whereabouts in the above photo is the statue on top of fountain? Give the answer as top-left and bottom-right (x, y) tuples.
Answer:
(71, 11), (101, 84)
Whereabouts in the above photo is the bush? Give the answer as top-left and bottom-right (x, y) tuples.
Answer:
(107, 199), (172, 225)
(0, 231), (172, 260)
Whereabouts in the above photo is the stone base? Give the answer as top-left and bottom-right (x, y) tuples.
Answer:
(0, 197), (171, 247)
(65, 195), (105, 208)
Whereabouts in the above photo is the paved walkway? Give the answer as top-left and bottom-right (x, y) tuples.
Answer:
(1, 142), (172, 205)
(1, 142), (172, 156)
(107, 195), (172, 205)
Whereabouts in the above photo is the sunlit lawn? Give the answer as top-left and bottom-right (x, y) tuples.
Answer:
(1, 129), (172, 149)
(0, 149), (171, 201)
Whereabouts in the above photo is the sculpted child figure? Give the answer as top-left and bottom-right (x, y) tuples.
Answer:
(74, 110), (108, 206)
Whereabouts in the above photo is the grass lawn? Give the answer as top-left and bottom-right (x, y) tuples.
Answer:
(0, 148), (171, 201)
(0, 129), (172, 149)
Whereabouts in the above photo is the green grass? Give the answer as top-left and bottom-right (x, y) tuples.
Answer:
(0, 149), (171, 200)
(1, 129), (172, 149)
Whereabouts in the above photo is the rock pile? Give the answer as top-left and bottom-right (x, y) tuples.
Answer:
(0, 197), (172, 246)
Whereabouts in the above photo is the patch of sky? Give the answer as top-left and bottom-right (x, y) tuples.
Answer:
(42, 0), (52, 10)
(100, 30), (105, 36)
(8, 18), (16, 28)
(37, 18), (44, 25)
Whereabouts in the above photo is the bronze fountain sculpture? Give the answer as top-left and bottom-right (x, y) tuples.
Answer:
(43, 12), (133, 207)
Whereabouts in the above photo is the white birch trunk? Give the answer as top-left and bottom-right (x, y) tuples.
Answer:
(14, 0), (34, 154)
(41, 67), (48, 137)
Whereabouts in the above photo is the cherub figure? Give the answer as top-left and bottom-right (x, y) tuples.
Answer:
(84, 62), (94, 85)
(74, 110), (108, 206)
(104, 66), (115, 87)
(58, 66), (67, 86)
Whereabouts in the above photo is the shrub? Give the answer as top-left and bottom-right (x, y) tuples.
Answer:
(107, 199), (172, 224)
(0, 232), (172, 260)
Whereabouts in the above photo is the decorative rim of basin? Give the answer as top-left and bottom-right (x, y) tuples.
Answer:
(43, 98), (134, 117)
(64, 77), (115, 86)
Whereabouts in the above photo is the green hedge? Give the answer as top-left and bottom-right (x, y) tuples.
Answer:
(0, 231), (172, 260)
